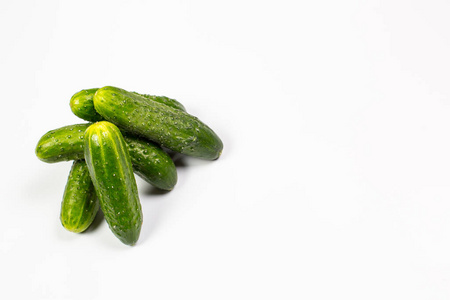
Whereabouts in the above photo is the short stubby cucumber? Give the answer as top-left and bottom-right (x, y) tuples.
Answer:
(84, 121), (142, 246)
(94, 86), (223, 160)
(36, 123), (88, 163)
(70, 88), (104, 122)
(70, 88), (186, 122)
(60, 160), (99, 233)
(36, 124), (177, 190)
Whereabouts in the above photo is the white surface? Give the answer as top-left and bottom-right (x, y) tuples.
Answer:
(2, 0), (450, 299)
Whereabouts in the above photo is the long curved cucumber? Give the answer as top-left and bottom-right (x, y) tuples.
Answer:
(94, 86), (223, 160)
(84, 121), (142, 246)
(60, 160), (99, 233)
(36, 123), (177, 190)
(70, 88), (186, 122)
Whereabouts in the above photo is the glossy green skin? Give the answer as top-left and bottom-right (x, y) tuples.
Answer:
(70, 88), (104, 122)
(36, 124), (88, 163)
(124, 134), (177, 190)
(85, 121), (142, 246)
(36, 124), (177, 190)
(94, 86), (223, 160)
(70, 88), (186, 122)
(61, 160), (99, 233)
(134, 92), (186, 112)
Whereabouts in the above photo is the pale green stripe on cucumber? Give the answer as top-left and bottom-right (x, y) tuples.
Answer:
(84, 121), (142, 246)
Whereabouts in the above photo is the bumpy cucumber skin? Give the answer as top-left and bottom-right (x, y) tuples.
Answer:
(35, 124), (88, 163)
(94, 86), (223, 160)
(124, 134), (177, 190)
(70, 88), (186, 122)
(132, 92), (186, 112)
(36, 123), (177, 190)
(70, 88), (104, 122)
(84, 121), (142, 246)
(61, 160), (99, 233)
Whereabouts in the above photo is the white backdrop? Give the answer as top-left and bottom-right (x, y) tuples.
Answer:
(2, 0), (450, 299)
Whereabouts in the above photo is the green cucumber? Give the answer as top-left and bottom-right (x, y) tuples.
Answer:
(134, 92), (186, 112)
(36, 123), (177, 190)
(94, 86), (223, 160)
(70, 88), (104, 122)
(35, 123), (88, 163)
(60, 160), (99, 233)
(70, 88), (186, 122)
(84, 121), (142, 246)
(124, 134), (177, 190)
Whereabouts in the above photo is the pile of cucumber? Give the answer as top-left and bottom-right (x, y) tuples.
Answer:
(35, 86), (223, 246)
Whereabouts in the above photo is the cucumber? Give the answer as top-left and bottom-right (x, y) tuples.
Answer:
(70, 88), (104, 122)
(60, 160), (99, 233)
(70, 88), (186, 122)
(94, 86), (223, 160)
(124, 134), (177, 190)
(133, 92), (186, 112)
(35, 123), (88, 163)
(84, 121), (142, 246)
(36, 124), (177, 190)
